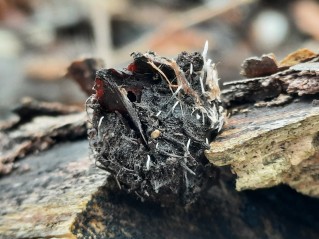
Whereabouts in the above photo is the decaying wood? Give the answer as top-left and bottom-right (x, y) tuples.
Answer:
(1, 49), (319, 238)
(13, 97), (82, 124)
(0, 98), (86, 175)
(240, 53), (278, 78)
(1, 141), (319, 239)
(0, 141), (107, 239)
(213, 49), (319, 197)
(223, 52), (319, 106)
(206, 99), (319, 196)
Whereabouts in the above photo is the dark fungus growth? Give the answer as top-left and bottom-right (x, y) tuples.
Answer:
(87, 45), (224, 206)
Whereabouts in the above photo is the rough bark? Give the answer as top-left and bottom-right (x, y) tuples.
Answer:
(0, 98), (319, 238)
(222, 55), (319, 106)
(1, 140), (319, 239)
(206, 99), (319, 197)
(0, 141), (106, 239)
(1, 50), (319, 238)
(211, 50), (319, 197)
(0, 98), (86, 175)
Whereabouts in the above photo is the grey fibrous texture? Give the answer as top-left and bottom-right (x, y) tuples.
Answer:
(87, 44), (224, 205)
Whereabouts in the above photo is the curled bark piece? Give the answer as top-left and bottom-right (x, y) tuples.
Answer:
(67, 58), (105, 96)
(240, 53), (278, 78)
(279, 48), (316, 68)
(13, 97), (82, 125)
(223, 52), (319, 106)
(0, 98), (86, 176)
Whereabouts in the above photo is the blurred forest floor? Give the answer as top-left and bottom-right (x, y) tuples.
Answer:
(0, 0), (319, 118)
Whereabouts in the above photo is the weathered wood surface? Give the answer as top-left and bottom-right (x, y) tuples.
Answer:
(1, 50), (319, 238)
(222, 56), (319, 106)
(206, 99), (319, 196)
(1, 140), (319, 239)
(1, 100), (319, 238)
(0, 98), (86, 176)
(0, 140), (107, 238)
(211, 49), (319, 198)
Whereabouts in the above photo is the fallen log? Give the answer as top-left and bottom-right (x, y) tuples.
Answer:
(1, 139), (319, 238)
(1, 98), (318, 238)
(1, 49), (319, 238)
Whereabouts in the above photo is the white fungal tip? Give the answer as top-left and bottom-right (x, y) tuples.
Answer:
(190, 63), (193, 75)
(202, 40), (209, 60)
(196, 113), (200, 120)
(98, 116), (104, 128)
(156, 111), (162, 117)
(180, 102), (184, 116)
(155, 142), (159, 149)
(146, 155), (151, 171)
(186, 139), (191, 151)
(199, 76), (205, 94)
(206, 138), (209, 144)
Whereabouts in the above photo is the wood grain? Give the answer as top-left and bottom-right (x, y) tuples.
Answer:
(206, 99), (319, 196)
